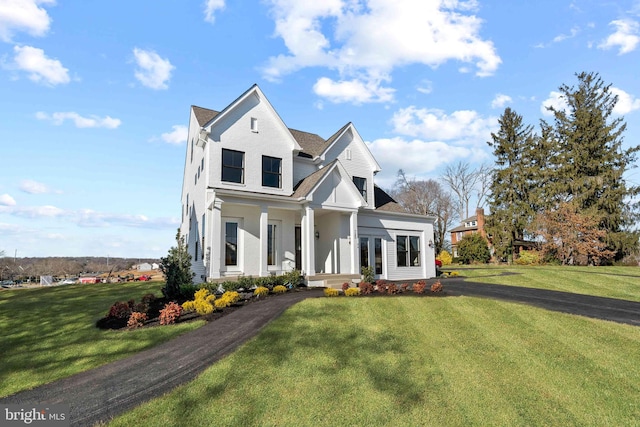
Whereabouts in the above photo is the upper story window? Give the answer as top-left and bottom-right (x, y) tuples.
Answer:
(222, 149), (244, 184)
(353, 176), (367, 200)
(465, 220), (477, 227)
(262, 156), (282, 188)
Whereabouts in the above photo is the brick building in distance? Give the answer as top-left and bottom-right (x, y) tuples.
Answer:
(449, 208), (487, 258)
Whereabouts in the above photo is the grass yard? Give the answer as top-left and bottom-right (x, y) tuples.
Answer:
(109, 296), (640, 427)
(451, 265), (640, 302)
(0, 282), (204, 398)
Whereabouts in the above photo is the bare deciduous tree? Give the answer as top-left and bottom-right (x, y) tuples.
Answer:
(442, 161), (490, 220)
(391, 170), (456, 254)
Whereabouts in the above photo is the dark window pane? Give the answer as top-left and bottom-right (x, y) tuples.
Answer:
(225, 222), (238, 266)
(222, 149), (244, 183)
(360, 237), (369, 269)
(353, 176), (367, 199)
(397, 235), (407, 267)
(262, 156), (281, 188)
(375, 238), (382, 275)
(410, 236), (420, 267)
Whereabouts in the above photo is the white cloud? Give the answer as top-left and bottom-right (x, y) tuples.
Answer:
(598, 19), (640, 54)
(312, 77), (394, 104)
(262, 0), (501, 103)
(0, 194), (16, 206)
(552, 26), (580, 43)
(0, 0), (55, 42)
(391, 106), (498, 143)
(416, 80), (433, 95)
(204, 0), (225, 23)
(367, 137), (488, 188)
(541, 87), (639, 117)
(35, 111), (121, 128)
(19, 179), (49, 194)
(540, 91), (569, 116)
(11, 45), (69, 85)
(132, 48), (174, 90)
(161, 125), (188, 145)
(611, 87), (640, 115)
(491, 93), (512, 109)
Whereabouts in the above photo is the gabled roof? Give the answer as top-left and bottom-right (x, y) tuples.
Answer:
(373, 185), (406, 213)
(291, 160), (338, 199)
(192, 106), (219, 126)
(289, 129), (327, 158)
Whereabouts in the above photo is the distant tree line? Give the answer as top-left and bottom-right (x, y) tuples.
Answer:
(0, 255), (159, 280)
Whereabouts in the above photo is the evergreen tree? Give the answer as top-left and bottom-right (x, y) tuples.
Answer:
(544, 72), (640, 258)
(486, 108), (536, 260)
(457, 233), (491, 264)
(160, 230), (194, 299)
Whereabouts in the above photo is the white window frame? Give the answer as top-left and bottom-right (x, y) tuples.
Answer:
(222, 217), (243, 273)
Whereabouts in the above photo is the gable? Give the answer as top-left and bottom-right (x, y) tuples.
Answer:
(321, 124), (380, 173)
(309, 167), (363, 209)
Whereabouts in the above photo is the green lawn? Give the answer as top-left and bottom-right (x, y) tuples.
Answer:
(0, 282), (204, 398)
(109, 296), (640, 427)
(448, 265), (640, 302)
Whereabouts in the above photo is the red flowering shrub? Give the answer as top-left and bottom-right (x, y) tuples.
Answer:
(108, 301), (133, 319)
(159, 302), (182, 325)
(412, 281), (427, 294)
(127, 311), (147, 329)
(341, 282), (350, 291)
(359, 282), (374, 295)
(430, 281), (443, 293)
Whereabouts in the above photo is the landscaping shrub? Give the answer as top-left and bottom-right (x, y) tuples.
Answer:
(179, 284), (199, 300)
(400, 283), (409, 292)
(272, 285), (287, 294)
(437, 250), (453, 265)
(108, 301), (133, 319)
(324, 288), (339, 297)
(283, 269), (302, 287)
(376, 280), (387, 294)
(127, 312), (147, 329)
(254, 286), (269, 297)
(345, 287), (360, 297)
(359, 282), (374, 295)
(457, 233), (491, 264)
(387, 283), (398, 295)
(159, 302), (182, 325)
(341, 282), (350, 291)
(182, 288), (217, 315)
(412, 280), (427, 294)
(215, 291), (240, 308)
(515, 250), (542, 265)
(238, 276), (255, 290)
(430, 281), (443, 293)
(222, 280), (242, 292)
(361, 266), (374, 284)
(141, 293), (156, 306)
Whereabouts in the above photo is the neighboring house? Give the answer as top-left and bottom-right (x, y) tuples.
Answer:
(151, 262), (160, 270)
(180, 84), (436, 285)
(449, 208), (487, 258)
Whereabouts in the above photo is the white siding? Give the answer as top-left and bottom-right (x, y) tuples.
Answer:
(293, 157), (318, 185)
(206, 93), (296, 196)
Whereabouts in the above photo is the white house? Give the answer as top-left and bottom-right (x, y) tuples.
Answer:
(180, 85), (436, 285)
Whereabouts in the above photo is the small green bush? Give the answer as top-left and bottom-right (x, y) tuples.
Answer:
(238, 276), (255, 290)
(361, 266), (374, 284)
(179, 284), (199, 300)
(457, 233), (491, 264)
(283, 269), (302, 287)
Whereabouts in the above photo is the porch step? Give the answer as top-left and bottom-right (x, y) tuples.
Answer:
(306, 274), (360, 288)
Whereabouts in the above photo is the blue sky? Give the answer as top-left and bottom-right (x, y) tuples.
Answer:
(1, 0), (640, 258)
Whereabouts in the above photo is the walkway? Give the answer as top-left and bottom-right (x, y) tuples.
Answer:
(2, 279), (639, 426)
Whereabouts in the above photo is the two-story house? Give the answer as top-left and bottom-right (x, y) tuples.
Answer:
(180, 84), (436, 285)
(449, 208), (487, 258)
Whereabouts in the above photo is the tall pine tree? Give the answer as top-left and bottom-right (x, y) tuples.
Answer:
(486, 108), (537, 260)
(544, 72), (640, 258)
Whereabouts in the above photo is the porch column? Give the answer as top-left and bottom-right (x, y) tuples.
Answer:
(303, 205), (316, 276)
(259, 206), (268, 277)
(209, 200), (222, 279)
(350, 211), (358, 274)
